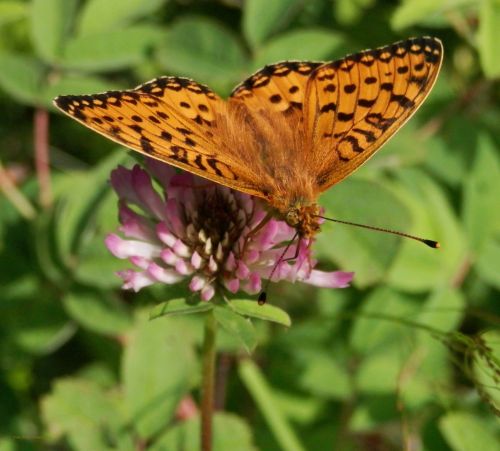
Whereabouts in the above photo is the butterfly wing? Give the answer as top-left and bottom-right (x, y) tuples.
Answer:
(231, 61), (323, 113)
(304, 36), (443, 190)
(53, 77), (266, 198)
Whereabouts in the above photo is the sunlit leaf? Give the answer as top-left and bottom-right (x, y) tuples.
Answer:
(439, 412), (500, 451)
(78, 0), (167, 35)
(61, 25), (164, 72)
(230, 299), (291, 327)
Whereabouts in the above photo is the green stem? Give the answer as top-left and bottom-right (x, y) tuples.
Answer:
(239, 358), (305, 451)
(201, 310), (217, 451)
(0, 160), (36, 220)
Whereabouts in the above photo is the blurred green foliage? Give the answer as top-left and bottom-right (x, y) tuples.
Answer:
(0, 0), (499, 450)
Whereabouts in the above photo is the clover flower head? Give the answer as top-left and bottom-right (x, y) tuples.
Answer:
(105, 159), (354, 301)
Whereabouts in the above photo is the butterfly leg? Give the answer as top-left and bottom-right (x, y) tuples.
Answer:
(283, 236), (301, 263)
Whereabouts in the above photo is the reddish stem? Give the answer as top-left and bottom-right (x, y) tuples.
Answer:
(34, 108), (52, 207)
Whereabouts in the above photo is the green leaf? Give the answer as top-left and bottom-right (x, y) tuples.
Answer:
(334, 0), (375, 25)
(151, 413), (255, 451)
(253, 29), (345, 68)
(122, 314), (196, 439)
(30, 0), (78, 63)
(350, 287), (417, 355)
(272, 390), (323, 424)
(476, 238), (500, 289)
(239, 359), (306, 451)
(41, 378), (127, 451)
(463, 134), (500, 254)
(213, 306), (256, 353)
(150, 298), (213, 319)
(43, 75), (122, 109)
(391, 0), (445, 30)
(400, 288), (465, 408)
(63, 288), (132, 335)
(156, 16), (247, 94)
(473, 330), (500, 412)
(349, 398), (399, 431)
(386, 169), (467, 292)
(61, 25), (164, 72)
(230, 299), (291, 327)
(0, 1), (27, 27)
(51, 150), (125, 267)
(479, 0), (500, 78)
(2, 277), (74, 355)
(425, 135), (468, 187)
(316, 178), (410, 287)
(0, 53), (44, 104)
(73, 237), (129, 290)
(78, 0), (167, 36)
(243, 0), (303, 49)
(416, 287), (465, 335)
(355, 351), (402, 394)
(439, 412), (500, 451)
(299, 352), (351, 400)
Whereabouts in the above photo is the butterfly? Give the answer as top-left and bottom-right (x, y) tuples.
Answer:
(54, 36), (443, 238)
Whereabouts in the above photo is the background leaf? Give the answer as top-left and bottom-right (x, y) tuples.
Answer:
(478, 0), (500, 78)
(317, 178), (410, 287)
(61, 26), (164, 72)
(439, 412), (500, 451)
(156, 16), (247, 93)
(30, 0), (78, 63)
(77, 0), (168, 36)
(253, 29), (345, 68)
(243, 0), (303, 49)
(0, 53), (44, 104)
(122, 314), (197, 439)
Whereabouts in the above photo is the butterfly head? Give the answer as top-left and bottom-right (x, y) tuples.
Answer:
(285, 202), (321, 238)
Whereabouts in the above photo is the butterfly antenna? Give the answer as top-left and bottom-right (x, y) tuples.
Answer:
(315, 216), (440, 248)
(258, 232), (300, 305)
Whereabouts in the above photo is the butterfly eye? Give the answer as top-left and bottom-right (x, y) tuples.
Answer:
(286, 209), (300, 226)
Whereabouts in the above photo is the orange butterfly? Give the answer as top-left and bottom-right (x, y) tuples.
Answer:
(54, 37), (443, 238)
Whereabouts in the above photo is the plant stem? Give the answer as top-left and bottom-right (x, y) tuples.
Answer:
(239, 358), (305, 451)
(201, 310), (217, 451)
(0, 161), (36, 220)
(34, 108), (52, 208)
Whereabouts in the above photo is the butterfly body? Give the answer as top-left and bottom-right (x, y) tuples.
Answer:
(54, 37), (443, 239)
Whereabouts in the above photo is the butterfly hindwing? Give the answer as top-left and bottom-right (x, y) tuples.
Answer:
(231, 61), (322, 114)
(54, 77), (265, 198)
(304, 36), (443, 190)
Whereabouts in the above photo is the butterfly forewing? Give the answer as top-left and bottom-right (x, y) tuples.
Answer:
(53, 77), (266, 198)
(305, 36), (443, 190)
